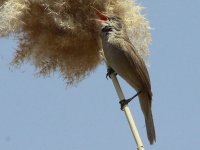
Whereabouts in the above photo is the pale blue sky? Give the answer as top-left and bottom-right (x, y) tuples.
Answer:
(1, 0), (200, 150)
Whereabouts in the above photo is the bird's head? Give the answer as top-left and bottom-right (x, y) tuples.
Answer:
(92, 7), (124, 35)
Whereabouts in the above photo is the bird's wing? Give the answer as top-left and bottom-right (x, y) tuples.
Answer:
(121, 36), (152, 97)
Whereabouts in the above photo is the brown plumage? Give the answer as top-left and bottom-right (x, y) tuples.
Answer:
(96, 15), (156, 144)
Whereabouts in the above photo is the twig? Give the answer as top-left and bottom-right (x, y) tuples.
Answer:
(103, 55), (144, 150)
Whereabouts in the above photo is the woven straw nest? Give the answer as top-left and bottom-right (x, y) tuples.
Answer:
(0, 0), (151, 86)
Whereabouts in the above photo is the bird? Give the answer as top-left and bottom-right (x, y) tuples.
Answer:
(93, 8), (156, 144)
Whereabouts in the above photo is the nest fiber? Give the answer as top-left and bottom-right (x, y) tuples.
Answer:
(0, 0), (151, 86)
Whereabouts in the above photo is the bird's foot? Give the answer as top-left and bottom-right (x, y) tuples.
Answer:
(119, 91), (142, 110)
(106, 68), (117, 79)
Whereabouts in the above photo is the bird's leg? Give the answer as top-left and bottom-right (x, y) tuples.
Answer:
(106, 67), (117, 79)
(99, 49), (117, 79)
(119, 91), (142, 110)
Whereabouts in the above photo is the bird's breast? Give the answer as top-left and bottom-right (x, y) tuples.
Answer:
(102, 39), (142, 90)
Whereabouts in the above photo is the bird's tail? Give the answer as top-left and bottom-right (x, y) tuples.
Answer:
(138, 93), (156, 144)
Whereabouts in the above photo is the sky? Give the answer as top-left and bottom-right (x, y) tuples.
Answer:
(0, 0), (200, 150)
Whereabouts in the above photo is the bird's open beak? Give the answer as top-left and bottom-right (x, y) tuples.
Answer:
(91, 6), (108, 24)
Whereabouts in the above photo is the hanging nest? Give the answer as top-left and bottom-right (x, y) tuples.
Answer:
(0, 0), (151, 86)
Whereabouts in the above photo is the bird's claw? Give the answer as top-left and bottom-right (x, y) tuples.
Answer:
(119, 91), (142, 110)
(106, 68), (116, 79)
